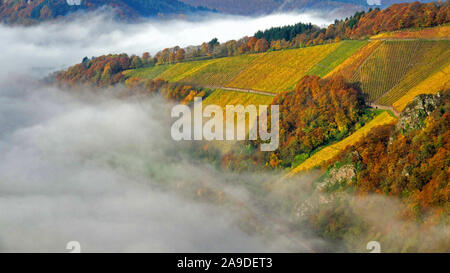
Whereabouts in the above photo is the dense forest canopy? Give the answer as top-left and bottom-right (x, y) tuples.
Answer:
(254, 23), (317, 43)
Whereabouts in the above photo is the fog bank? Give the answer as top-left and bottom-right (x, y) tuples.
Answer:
(0, 12), (332, 252)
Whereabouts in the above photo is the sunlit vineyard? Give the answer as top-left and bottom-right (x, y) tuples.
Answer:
(393, 64), (450, 111)
(356, 40), (447, 103)
(124, 38), (450, 111)
(325, 41), (382, 80)
(289, 112), (397, 174)
(203, 89), (274, 107)
(203, 89), (274, 131)
(129, 43), (343, 93)
(377, 40), (450, 106)
(203, 90), (274, 153)
(226, 43), (339, 93)
(371, 25), (450, 40)
(124, 59), (220, 83)
(180, 54), (261, 86)
(124, 41), (390, 96)
(157, 59), (220, 82)
(123, 64), (170, 80)
(306, 40), (368, 77)
(124, 55), (262, 87)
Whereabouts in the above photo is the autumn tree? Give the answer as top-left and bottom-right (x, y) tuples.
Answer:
(248, 37), (258, 52)
(225, 40), (238, 56)
(169, 52), (176, 64)
(131, 55), (143, 69)
(254, 38), (269, 53)
(238, 43), (250, 54)
(157, 48), (170, 64)
(201, 42), (211, 56)
(175, 48), (186, 62)
(142, 52), (152, 66)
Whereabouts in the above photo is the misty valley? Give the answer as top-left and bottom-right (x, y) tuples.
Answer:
(0, 0), (448, 254)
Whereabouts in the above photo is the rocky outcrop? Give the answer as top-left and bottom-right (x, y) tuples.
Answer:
(397, 92), (443, 131)
(316, 164), (357, 192)
(328, 165), (356, 184)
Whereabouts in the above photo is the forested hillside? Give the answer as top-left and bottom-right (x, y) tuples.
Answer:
(252, 1), (449, 47)
(226, 76), (374, 170)
(179, 0), (435, 16)
(324, 90), (449, 217)
(0, 0), (211, 24)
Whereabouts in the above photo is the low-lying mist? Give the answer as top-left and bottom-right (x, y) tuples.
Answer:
(0, 82), (296, 252)
(1, 77), (342, 252)
(0, 11), (334, 252)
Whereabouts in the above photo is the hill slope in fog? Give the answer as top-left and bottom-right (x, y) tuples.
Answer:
(0, 0), (212, 25)
(1, 0), (436, 25)
(179, 0), (435, 16)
